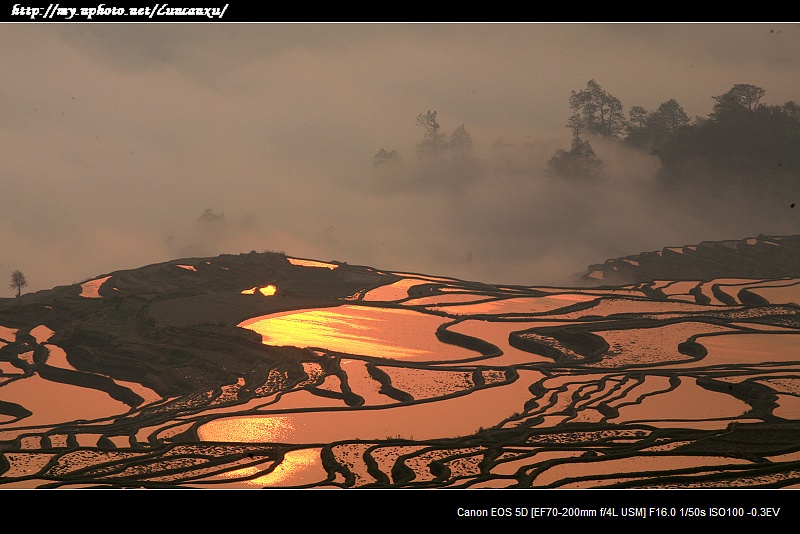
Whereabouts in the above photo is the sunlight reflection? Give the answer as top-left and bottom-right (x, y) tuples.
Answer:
(202, 415), (296, 442)
(223, 448), (324, 487)
(287, 258), (338, 270)
(239, 305), (444, 359)
(363, 278), (423, 301)
(198, 370), (540, 443)
(259, 285), (277, 296)
(241, 285), (277, 296)
(79, 276), (111, 298)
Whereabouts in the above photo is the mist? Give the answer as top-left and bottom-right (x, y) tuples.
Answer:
(2, 23), (799, 294)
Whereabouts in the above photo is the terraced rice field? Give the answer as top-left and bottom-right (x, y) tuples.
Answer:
(1, 248), (799, 489)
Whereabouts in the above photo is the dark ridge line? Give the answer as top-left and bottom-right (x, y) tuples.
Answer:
(366, 363), (413, 403)
(610, 375), (681, 416)
(12, 422), (800, 490)
(542, 458), (799, 490)
(588, 375), (648, 423)
(711, 283), (738, 305)
(161, 367), (523, 437)
(738, 288), (771, 306)
(596, 460), (800, 489)
(695, 376), (780, 421)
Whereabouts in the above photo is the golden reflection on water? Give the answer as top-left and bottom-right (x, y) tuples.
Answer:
(259, 285), (277, 296)
(0, 374), (130, 427)
(241, 285), (278, 296)
(363, 278), (423, 301)
(224, 448), (323, 487)
(79, 276), (112, 298)
(198, 370), (540, 444)
(239, 306), (433, 359)
(201, 415), (296, 442)
(287, 257), (338, 270)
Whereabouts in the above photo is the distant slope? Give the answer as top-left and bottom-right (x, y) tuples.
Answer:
(578, 234), (800, 286)
(0, 251), (398, 399)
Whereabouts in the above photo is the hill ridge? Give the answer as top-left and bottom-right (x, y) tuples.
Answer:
(579, 234), (800, 286)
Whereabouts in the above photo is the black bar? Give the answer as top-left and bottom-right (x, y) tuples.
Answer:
(0, 3), (351, 22)
(69, 487), (800, 527)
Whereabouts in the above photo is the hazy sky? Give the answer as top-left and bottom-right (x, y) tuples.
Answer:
(2, 23), (800, 294)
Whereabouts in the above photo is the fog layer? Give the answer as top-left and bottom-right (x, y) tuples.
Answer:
(2, 24), (799, 294)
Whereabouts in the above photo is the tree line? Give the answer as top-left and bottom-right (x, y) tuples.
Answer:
(9, 270), (27, 298)
(548, 79), (800, 184)
(372, 82), (798, 196)
(374, 110), (473, 167)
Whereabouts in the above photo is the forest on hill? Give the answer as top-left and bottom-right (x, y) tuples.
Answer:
(373, 81), (799, 233)
(548, 80), (800, 189)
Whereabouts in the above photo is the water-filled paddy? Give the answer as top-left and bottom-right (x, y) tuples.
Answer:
(198, 369), (541, 444)
(240, 305), (475, 361)
(79, 276), (111, 298)
(2, 256), (800, 489)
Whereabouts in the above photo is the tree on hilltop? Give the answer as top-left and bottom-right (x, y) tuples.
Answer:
(568, 79), (627, 138)
(711, 84), (766, 120)
(547, 80), (614, 179)
(625, 98), (690, 151)
(10, 270), (27, 298)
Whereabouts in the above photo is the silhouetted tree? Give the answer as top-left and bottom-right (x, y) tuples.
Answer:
(415, 110), (447, 158)
(651, 99), (690, 133)
(652, 84), (800, 188)
(710, 84), (766, 121)
(373, 148), (399, 166)
(626, 99), (690, 151)
(448, 124), (473, 157)
(199, 208), (224, 223)
(10, 270), (27, 298)
(568, 80), (627, 138)
(548, 80), (615, 179)
(783, 100), (800, 120)
(628, 105), (649, 130)
(547, 137), (601, 180)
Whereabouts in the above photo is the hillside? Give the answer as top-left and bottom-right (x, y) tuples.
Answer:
(0, 240), (799, 489)
(580, 234), (800, 287)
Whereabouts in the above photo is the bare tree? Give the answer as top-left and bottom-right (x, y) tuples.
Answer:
(10, 270), (27, 298)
